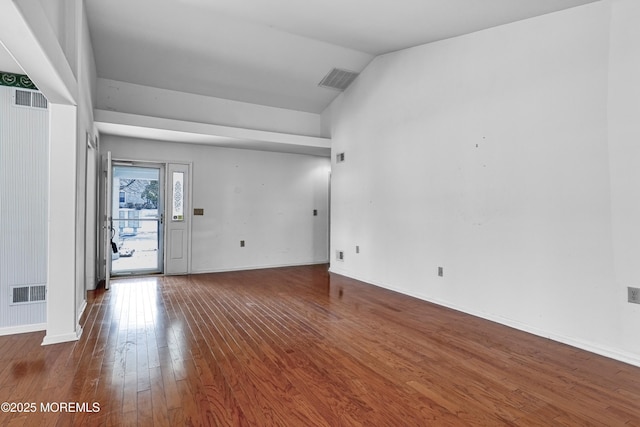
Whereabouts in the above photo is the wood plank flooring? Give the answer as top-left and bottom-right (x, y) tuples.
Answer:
(1, 264), (640, 425)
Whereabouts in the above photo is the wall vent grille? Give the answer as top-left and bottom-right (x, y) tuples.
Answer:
(11, 285), (46, 305)
(12, 287), (29, 304)
(32, 92), (48, 109)
(15, 89), (31, 106)
(31, 285), (46, 302)
(318, 68), (359, 91)
(14, 89), (48, 109)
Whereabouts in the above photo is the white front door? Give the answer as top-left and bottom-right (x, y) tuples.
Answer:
(165, 163), (190, 275)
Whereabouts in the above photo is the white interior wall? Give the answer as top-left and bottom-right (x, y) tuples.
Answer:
(39, 0), (97, 325)
(326, 2), (640, 364)
(81, 1), (99, 292)
(85, 143), (98, 290)
(74, 0), (97, 307)
(37, 0), (77, 79)
(0, 85), (48, 333)
(1, 0), (97, 343)
(608, 0), (640, 356)
(101, 136), (330, 273)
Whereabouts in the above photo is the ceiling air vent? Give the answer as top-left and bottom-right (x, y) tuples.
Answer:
(14, 89), (48, 109)
(11, 285), (46, 305)
(318, 68), (359, 91)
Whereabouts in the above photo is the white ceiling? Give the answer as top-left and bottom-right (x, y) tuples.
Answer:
(2, 1), (599, 156)
(0, 43), (24, 75)
(86, 0), (599, 114)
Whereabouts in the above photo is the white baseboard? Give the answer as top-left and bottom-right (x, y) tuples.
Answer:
(41, 326), (83, 346)
(78, 299), (87, 322)
(0, 323), (46, 337)
(329, 269), (640, 369)
(190, 260), (329, 275)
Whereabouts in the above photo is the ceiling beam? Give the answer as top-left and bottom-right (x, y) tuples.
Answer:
(95, 109), (332, 157)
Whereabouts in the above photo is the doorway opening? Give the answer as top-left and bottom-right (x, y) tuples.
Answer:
(111, 163), (164, 276)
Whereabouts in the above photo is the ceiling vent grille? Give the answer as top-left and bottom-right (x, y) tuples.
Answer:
(11, 285), (46, 305)
(318, 68), (359, 91)
(14, 89), (48, 109)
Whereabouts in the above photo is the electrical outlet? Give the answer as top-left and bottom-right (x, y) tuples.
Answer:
(336, 250), (344, 261)
(313, 209), (318, 216)
(240, 240), (245, 247)
(438, 267), (444, 277)
(356, 245), (360, 254)
(628, 287), (640, 304)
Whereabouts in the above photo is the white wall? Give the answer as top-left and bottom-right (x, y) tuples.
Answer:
(39, 0), (98, 322)
(96, 79), (325, 138)
(608, 0), (640, 356)
(1, 0), (97, 343)
(102, 136), (330, 273)
(80, 2), (99, 292)
(0, 85), (48, 333)
(38, 0), (77, 78)
(74, 1), (97, 301)
(326, 2), (640, 364)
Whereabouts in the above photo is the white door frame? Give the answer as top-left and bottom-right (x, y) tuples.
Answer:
(103, 151), (112, 289)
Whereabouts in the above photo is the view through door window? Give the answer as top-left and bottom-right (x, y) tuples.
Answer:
(111, 165), (163, 274)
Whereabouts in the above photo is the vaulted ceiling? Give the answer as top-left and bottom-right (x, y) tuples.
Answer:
(0, 46), (22, 74)
(0, 0), (599, 156)
(85, 0), (599, 114)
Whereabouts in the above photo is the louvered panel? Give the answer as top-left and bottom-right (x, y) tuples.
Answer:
(31, 92), (48, 109)
(14, 89), (31, 106)
(0, 85), (48, 328)
(318, 68), (359, 91)
(12, 287), (29, 304)
(31, 285), (46, 302)
(9, 285), (46, 304)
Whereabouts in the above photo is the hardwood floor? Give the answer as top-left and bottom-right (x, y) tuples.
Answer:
(1, 264), (639, 426)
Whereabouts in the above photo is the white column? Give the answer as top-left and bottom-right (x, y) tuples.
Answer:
(43, 103), (82, 345)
